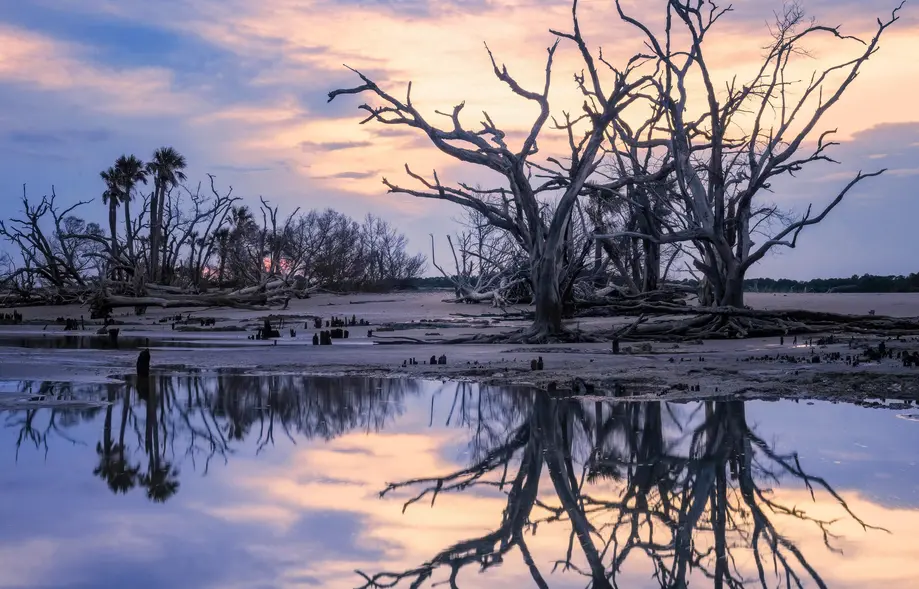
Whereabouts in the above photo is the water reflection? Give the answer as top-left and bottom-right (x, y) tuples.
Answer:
(364, 397), (887, 589)
(1, 376), (916, 588)
(8, 375), (420, 504)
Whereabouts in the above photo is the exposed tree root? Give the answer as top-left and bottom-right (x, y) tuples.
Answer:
(374, 306), (919, 346)
(572, 288), (689, 312)
(372, 326), (604, 345)
(575, 300), (693, 317)
(602, 308), (919, 341)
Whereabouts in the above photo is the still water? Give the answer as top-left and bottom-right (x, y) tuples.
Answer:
(1, 375), (917, 588)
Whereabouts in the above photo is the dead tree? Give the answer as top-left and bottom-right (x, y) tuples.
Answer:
(329, 1), (653, 341)
(0, 187), (106, 302)
(162, 176), (239, 286)
(590, 108), (680, 296)
(430, 209), (527, 306)
(2, 173), (426, 309)
(598, 0), (902, 308)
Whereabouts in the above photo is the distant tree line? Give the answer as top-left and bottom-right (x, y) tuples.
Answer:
(743, 274), (919, 294)
(0, 147), (426, 310)
(404, 273), (919, 296)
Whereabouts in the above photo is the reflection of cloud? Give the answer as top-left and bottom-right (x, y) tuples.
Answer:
(230, 430), (548, 587)
(196, 503), (298, 532)
(225, 425), (919, 589)
(2, 384), (919, 588)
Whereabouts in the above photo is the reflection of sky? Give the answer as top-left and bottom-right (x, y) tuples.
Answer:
(746, 400), (919, 509)
(0, 379), (918, 588)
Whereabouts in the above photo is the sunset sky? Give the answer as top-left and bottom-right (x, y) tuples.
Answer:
(1, 0), (917, 279)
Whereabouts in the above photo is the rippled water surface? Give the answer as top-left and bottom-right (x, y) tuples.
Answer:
(1, 375), (918, 588)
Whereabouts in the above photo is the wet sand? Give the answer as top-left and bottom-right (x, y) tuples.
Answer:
(1, 291), (918, 405)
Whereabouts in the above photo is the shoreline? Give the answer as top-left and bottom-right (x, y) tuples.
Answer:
(2, 291), (919, 407)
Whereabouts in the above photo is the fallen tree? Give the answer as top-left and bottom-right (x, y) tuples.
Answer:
(89, 292), (291, 314)
(88, 279), (316, 317)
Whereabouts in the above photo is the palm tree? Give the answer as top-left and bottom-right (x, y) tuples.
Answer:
(139, 378), (180, 503)
(146, 147), (187, 282)
(100, 166), (121, 272)
(230, 205), (254, 234)
(140, 461), (180, 503)
(113, 155), (147, 261)
(94, 386), (141, 494)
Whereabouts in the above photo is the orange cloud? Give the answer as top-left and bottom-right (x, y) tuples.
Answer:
(0, 25), (198, 117)
(153, 0), (919, 197)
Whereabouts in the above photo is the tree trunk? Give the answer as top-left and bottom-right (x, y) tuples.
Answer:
(719, 268), (745, 308)
(108, 201), (119, 277)
(123, 198), (134, 259)
(157, 188), (168, 282)
(218, 250), (226, 285)
(119, 387), (130, 449)
(159, 220), (170, 283)
(102, 389), (114, 456)
(187, 243), (196, 284)
(593, 237), (603, 288)
(642, 238), (660, 292)
(530, 254), (564, 337)
(698, 276), (714, 307)
(149, 183), (160, 282)
(629, 239), (642, 288)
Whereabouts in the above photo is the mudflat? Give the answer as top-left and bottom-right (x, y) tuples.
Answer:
(1, 291), (918, 406)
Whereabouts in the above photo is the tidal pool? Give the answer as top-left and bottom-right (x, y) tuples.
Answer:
(1, 375), (917, 588)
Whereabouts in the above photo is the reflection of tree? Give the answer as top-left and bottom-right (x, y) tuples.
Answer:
(366, 391), (549, 589)
(6, 381), (96, 459)
(93, 382), (141, 494)
(360, 395), (884, 589)
(129, 374), (423, 503)
(6, 374), (421, 504)
(138, 377), (180, 503)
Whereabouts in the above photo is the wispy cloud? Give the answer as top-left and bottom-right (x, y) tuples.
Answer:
(5, 128), (112, 145)
(300, 140), (373, 152)
(314, 170), (383, 180)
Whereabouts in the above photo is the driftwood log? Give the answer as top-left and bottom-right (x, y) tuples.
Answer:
(89, 281), (313, 316)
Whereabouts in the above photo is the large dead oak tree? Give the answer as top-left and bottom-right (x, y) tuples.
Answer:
(598, 0), (902, 308)
(329, 1), (653, 341)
